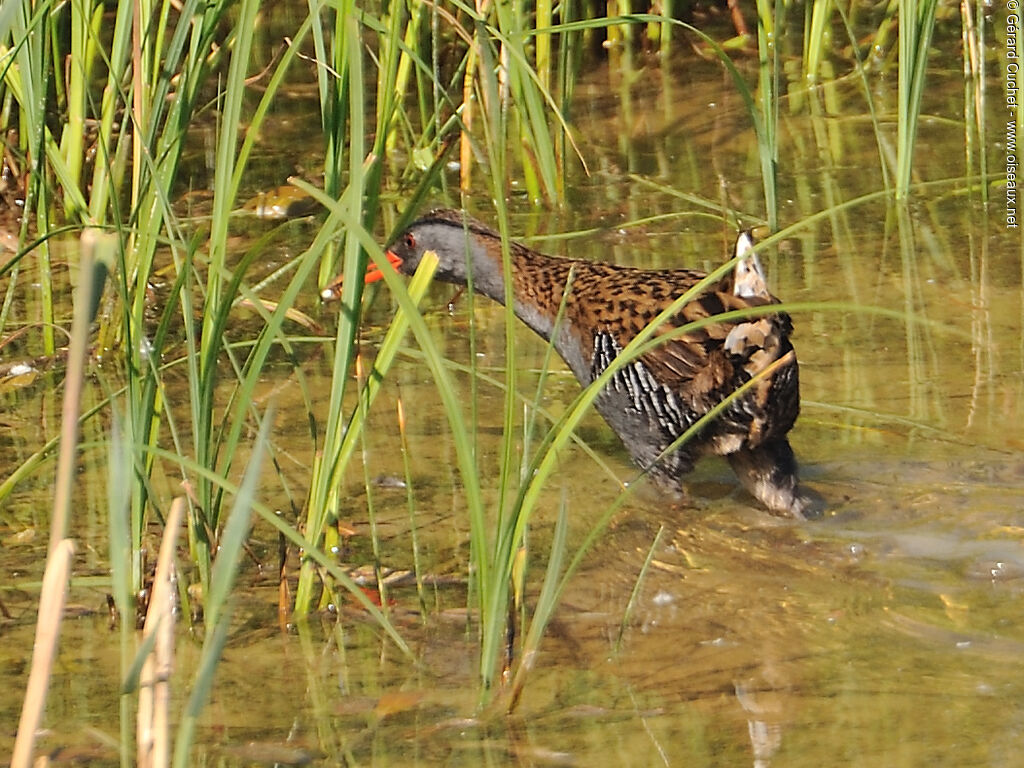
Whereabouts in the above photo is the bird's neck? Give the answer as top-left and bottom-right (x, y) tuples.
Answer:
(468, 239), (577, 340)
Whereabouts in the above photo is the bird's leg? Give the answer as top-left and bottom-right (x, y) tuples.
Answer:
(728, 0), (750, 37)
(446, 286), (466, 314)
(726, 438), (813, 519)
(632, 444), (700, 505)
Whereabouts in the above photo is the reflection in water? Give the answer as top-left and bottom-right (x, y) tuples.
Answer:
(736, 680), (782, 768)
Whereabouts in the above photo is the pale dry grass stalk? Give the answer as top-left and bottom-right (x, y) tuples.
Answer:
(49, 231), (100, 550)
(12, 227), (107, 766)
(11, 539), (75, 768)
(137, 498), (186, 768)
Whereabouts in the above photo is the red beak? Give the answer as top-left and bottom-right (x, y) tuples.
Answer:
(320, 249), (404, 301)
(364, 249), (404, 284)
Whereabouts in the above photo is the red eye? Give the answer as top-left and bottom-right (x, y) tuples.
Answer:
(403, 233), (416, 249)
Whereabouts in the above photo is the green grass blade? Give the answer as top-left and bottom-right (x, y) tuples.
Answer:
(896, 0), (939, 199)
(295, 178), (490, 621)
(320, 252), (440, 502)
(140, 442), (413, 654)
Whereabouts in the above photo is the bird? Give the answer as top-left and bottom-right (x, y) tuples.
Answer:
(322, 209), (814, 518)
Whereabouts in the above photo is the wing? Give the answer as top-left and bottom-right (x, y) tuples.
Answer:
(642, 291), (793, 402)
(579, 270), (797, 452)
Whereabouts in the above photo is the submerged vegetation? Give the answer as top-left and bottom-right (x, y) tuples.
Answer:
(0, 0), (1004, 763)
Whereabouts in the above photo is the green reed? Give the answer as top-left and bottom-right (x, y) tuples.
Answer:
(170, 408), (272, 768)
(896, 0), (938, 199)
(754, 0), (782, 229)
(290, 2), (588, 631)
(435, 35), (815, 692)
(2, 3), (56, 354)
(292, 181), (442, 615)
(4, 1), (417, 755)
(757, 0), (946, 205)
(802, 0), (833, 84)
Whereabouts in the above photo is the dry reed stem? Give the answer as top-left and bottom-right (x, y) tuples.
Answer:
(11, 539), (76, 768)
(50, 232), (97, 551)
(13, 228), (102, 766)
(137, 498), (185, 768)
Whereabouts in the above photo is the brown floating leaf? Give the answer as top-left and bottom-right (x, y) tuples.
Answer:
(373, 690), (425, 719)
(336, 520), (359, 538)
(334, 695), (379, 717)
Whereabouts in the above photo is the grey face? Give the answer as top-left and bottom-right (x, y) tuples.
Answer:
(388, 220), (481, 285)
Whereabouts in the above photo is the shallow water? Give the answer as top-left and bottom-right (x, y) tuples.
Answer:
(3, 14), (1023, 767)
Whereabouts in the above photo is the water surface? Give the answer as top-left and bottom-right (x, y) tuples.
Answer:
(2, 16), (1022, 767)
